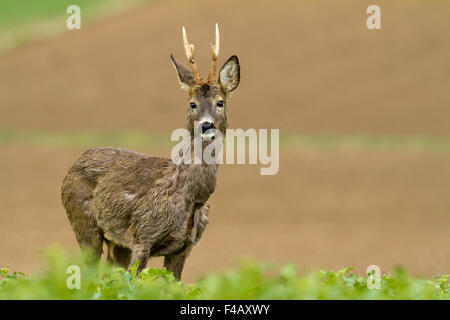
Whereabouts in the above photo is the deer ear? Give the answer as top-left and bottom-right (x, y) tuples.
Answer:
(170, 54), (195, 90)
(219, 55), (240, 92)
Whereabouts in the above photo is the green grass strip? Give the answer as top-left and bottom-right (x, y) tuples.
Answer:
(0, 127), (449, 153)
(0, 247), (448, 299)
(280, 132), (450, 153)
(0, 128), (168, 149)
(0, 0), (152, 53)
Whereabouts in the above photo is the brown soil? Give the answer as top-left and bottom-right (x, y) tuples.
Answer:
(0, 0), (449, 135)
(1, 146), (449, 282)
(0, 0), (449, 282)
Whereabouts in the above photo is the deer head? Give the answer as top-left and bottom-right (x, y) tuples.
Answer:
(171, 24), (240, 139)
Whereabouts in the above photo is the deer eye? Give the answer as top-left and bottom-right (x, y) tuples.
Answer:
(217, 100), (224, 108)
(190, 102), (197, 109)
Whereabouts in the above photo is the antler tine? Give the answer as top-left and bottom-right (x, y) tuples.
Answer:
(182, 26), (202, 83)
(207, 23), (220, 83)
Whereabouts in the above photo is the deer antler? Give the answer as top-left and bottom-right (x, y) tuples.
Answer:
(182, 26), (202, 84)
(207, 23), (220, 84)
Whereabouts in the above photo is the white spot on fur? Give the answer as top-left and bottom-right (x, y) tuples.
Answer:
(124, 192), (136, 201)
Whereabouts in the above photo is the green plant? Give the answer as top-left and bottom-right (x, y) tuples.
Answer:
(0, 247), (447, 300)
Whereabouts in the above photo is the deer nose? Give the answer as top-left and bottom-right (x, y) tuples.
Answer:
(201, 122), (216, 134)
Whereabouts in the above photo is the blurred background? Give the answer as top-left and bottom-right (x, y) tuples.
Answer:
(0, 0), (449, 282)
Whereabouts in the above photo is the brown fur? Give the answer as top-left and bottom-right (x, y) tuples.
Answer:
(61, 52), (240, 280)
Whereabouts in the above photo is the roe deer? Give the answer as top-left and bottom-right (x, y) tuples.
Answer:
(61, 24), (240, 280)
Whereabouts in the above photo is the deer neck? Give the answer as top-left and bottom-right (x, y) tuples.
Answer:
(175, 137), (220, 204)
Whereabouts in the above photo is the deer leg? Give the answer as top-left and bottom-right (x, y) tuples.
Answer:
(113, 245), (132, 269)
(105, 240), (131, 269)
(66, 196), (103, 264)
(164, 248), (191, 281)
(105, 240), (114, 264)
(129, 243), (151, 275)
(76, 227), (103, 265)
